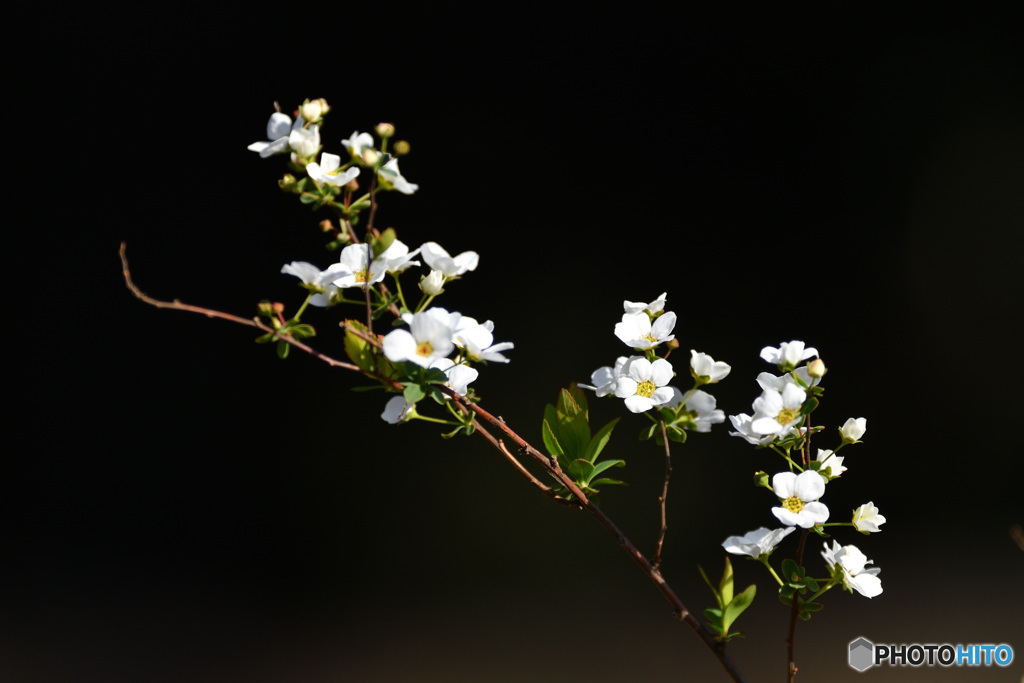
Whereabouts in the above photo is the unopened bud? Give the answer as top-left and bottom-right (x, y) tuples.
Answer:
(278, 173), (297, 191)
(319, 218), (336, 233)
(392, 140), (410, 156)
(271, 302), (285, 315)
(420, 269), (446, 296)
(300, 98), (330, 122)
(807, 358), (827, 378)
(257, 300), (275, 316)
(375, 122), (395, 138)
(361, 149), (381, 166)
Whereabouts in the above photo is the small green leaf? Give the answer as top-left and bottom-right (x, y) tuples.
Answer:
(698, 564), (723, 610)
(719, 557), (734, 606)
(567, 458), (596, 485)
(589, 459), (625, 478)
(781, 559), (800, 582)
(801, 396), (820, 415)
(276, 340), (290, 358)
(721, 584), (756, 633)
(403, 383), (426, 404)
(541, 419), (564, 460)
(584, 418), (619, 463)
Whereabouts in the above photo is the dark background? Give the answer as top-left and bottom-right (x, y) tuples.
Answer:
(9, 12), (1023, 682)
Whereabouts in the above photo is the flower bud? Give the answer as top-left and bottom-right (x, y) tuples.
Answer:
(392, 140), (410, 156)
(289, 124), (320, 158)
(271, 302), (285, 315)
(807, 358), (827, 378)
(420, 269), (446, 296)
(319, 218), (336, 233)
(375, 122), (395, 138)
(278, 173), (297, 191)
(257, 300), (276, 316)
(361, 149), (381, 167)
(839, 417), (867, 443)
(300, 98), (329, 122)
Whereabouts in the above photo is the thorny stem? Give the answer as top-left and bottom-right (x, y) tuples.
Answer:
(652, 413), (672, 570)
(120, 243), (747, 683)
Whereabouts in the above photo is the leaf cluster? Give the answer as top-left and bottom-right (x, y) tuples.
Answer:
(541, 384), (623, 499)
(699, 557), (756, 641)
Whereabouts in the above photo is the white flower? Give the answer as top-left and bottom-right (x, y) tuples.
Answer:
(382, 308), (456, 368)
(852, 502), (886, 533)
(728, 413), (775, 446)
(614, 357), (675, 413)
(248, 112), (320, 159)
(453, 317), (514, 363)
(613, 311), (677, 350)
(755, 366), (820, 392)
(305, 152), (360, 186)
(722, 527), (797, 559)
(771, 470), (829, 528)
(580, 356), (632, 397)
(822, 541), (882, 598)
(377, 157), (418, 194)
(840, 417), (867, 443)
(815, 448), (846, 478)
(751, 383), (807, 435)
(341, 131), (375, 163)
(665, 388), (725, 432)
(376, 239), (421, 273)
(381, 395), (415, 424)
(420, 242), (479, 277)
(420, 269), (445, 295)
(623, 292), (667, 315)
(288, 121), (320, 158)
(431, 358), (479, 396)
(330, 244), (387, 289)
(760, 340), (818, 369)
(690, 350), (731, 383)
(281, 260), (349, 307)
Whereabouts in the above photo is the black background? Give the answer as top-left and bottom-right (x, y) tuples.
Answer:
(9, 11), (1023, 682)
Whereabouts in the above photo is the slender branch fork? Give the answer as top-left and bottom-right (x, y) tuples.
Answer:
(119, 242), (746, 683)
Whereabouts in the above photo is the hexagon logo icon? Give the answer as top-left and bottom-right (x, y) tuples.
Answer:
(849, 637), (875, 672)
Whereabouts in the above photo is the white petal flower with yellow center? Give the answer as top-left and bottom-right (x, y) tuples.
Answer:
(453, 317), (514, 363)
(382, 308), (456, 368)
(722, 527), (797, 559)
(751, 383), (807, 435)
(771, 470), (829, 528)
(328, 244), (387, 289)
(852, 502), (886, 533)
(614, 357), (675, 413)
(281, 260), (350, 307)
(306, 152), (360, 187)
(614, 311), (677, 350)
(430, 358), (479, 396)
(822, 540), (882, 598)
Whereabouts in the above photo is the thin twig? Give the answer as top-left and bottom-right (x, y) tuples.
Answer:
(120, 243), (746, 683)
(652, 415), (673, 569)
(787, 528), (810, 682)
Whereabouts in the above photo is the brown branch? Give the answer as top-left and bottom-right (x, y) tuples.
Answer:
(652, 414), (672, 570)
(787, 528), (810, 683)
(120, 242), (746, 683)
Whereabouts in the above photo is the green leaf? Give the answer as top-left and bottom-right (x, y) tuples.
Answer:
(275, 340), (290, 358)
(721, 584), (756, 633)
(589, 477), (627, 488)
(373, 227), (396, 257)
(541, 418), (564, 461)
(287, 323), (316, 339)
(555, 389), (591, 458)
(698, 564), (723, 610)
(589, 459), (625, 478)
(567, 458), (596, 485)
(719, 557), (735, 606)
(403, 383), (426, 404)
(343, 320), (377, 372)
(801, 396), (820, 415)
(584, 418), (619, 463)
(801, 601), (824, 613)
(781, 559), (800, 583)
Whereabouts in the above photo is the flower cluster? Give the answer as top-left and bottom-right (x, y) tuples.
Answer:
(722, 341), (885, 602)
